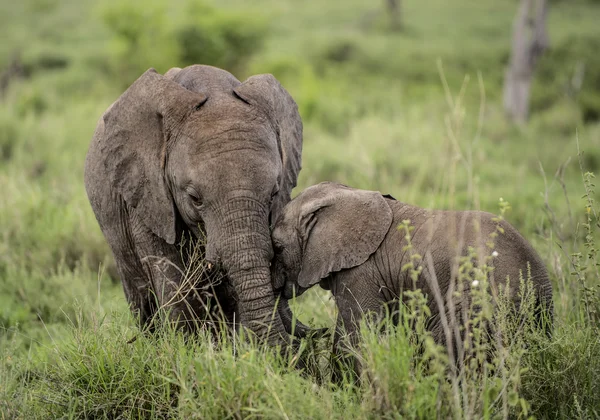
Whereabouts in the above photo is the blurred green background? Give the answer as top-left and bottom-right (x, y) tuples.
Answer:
(1, 0), (599, 417)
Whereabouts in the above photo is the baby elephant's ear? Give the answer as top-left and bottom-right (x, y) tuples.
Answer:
(297, 184), (394, 289)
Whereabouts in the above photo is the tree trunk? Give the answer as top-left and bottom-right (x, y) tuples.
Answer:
(503, 0), (549, 124)
(385, 0), (401, 31)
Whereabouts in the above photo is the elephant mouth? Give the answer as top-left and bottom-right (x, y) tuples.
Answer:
(281, 282), (302, 300)
(272, 278), (295, 300)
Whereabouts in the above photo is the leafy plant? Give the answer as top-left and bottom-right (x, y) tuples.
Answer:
(100, 0), (178, 86)
(175, 1), (268, 75)
(99, 0), (268, 86)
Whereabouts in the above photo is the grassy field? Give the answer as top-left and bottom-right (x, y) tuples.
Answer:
(1, 0), (599, 418)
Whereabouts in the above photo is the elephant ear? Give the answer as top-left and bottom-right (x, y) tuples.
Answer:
(97, 68), (207, 244)
(233, 74), (303, 225)
(296, 183), (394, 289)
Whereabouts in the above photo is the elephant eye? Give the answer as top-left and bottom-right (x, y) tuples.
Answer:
(272, 241), (283, 253)
(187, 189), (203, 207)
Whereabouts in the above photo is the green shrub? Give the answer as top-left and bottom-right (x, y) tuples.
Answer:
(532, 34), (600, 123)
(517, 156), (600, 417)
(0, 264), (117, 339)
(99, 0), (268, 86)
(176, 1), (268, 75)
(0, 173), (110, 276)
(0, 109), (20, 161)
(520, 323), (600, 418)
(99, 0), (178, 86)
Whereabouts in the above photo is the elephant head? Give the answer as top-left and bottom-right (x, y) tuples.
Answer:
(271, 182), (392, 299)
(87, 65), (302, 345)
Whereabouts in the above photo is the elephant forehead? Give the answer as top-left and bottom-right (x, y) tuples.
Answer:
(181, 101), (274, 144)
(176, 129), (280, 162)
(273, 210), (301, 242)
(203, 94), (269, 124)
(170, 134), (281, 194)
(279, 200), (300, 223)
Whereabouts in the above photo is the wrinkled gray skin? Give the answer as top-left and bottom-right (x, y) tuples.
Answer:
(84, 65), (311, 345)
(272, 182), (553, 354)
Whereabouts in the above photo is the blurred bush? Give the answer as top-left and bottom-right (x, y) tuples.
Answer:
(99, 0), (268, 86)
(0, 110), (19, 161)
(532, 34), (600, 123)
(100, 0), (179, 86)
(528, 98), (583, 137)
(176, 1), (268, 74)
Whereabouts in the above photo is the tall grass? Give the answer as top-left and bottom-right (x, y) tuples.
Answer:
(2, 310), (361, 419)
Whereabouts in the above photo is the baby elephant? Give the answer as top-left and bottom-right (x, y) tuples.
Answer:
(271, 182), (553, 352)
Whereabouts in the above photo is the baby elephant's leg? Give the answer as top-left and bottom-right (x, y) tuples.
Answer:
(331, 276), (386, 384)
(331, 314), (360, 384)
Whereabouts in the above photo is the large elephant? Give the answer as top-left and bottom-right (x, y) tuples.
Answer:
(271, 182), (554, 352)
(84, 65), (308, 345)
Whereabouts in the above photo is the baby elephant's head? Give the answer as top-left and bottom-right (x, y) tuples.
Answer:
(271, 182), (394, 299)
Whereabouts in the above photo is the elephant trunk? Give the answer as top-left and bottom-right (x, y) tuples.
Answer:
(215, 196), (288, 345)
(277, 298), (314, 338)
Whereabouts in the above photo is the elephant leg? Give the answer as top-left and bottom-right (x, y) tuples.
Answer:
(95, 194), (157, 330)
(331, 274), (387, 384)
(93, 194), (215, 333)
(128, 212), (215, 333)
(331, 313), (361, 385)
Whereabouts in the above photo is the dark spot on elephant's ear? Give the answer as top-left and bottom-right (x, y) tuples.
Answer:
(383, 193), (396, 200)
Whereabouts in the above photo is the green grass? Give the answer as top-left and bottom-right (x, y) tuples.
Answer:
(1, 0), (600, 418)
